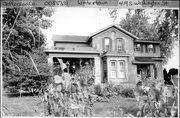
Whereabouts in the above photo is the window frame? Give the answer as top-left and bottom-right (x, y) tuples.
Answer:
(118, 60), (126, 78)
(110, 60), (126, 79)
(110, 60), (117, 78)
(116, 38), (125, 52)
(146, 44), (155, 53)
(103, 37), (112, 51)
(134, 43), (142, 52)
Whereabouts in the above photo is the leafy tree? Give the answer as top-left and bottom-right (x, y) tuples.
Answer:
(2, 7), (54, 94)
(120, 9), (156, 39)
(4, 47), (52, 94)
(153, 9), (178, 63)
(119, 9), (178, 64)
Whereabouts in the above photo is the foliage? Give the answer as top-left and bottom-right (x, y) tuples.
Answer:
(134, 77), (178, 117)
(93, 84), (103, 96)
(93, 83), (135, 99)
(164, 68), (178, 85)
(4, 48), (51, 94)
(120, 9), (153, 39)
(153, 9), (178, 63)
(76, 64), (94, 87)
(119, 87), (135, 98)
(119, 9), (178, 64)
(43, 75), (94, 116)
(2, 7), (54, 94)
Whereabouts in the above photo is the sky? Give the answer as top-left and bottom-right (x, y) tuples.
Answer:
(42, 7), (179, 71)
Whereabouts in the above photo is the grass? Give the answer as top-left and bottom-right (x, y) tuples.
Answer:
(2, 95), (44, 116)
(93, 96), (139, 117)
(2, 95), (139, 117)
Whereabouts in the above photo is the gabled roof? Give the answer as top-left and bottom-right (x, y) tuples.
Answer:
(52, 35), (88, 43)
(88, 24), (140, 40)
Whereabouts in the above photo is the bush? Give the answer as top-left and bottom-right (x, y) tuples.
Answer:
(119, 87), (135, 98)
(93, 84), (103, 96)
(94, 83), (135, 98)
(102, 83), (135, 98)
(112, 84), (124, 95)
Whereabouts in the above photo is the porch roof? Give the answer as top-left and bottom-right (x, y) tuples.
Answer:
(101, 52), (130, 57)
(44, 46), (100, 54)
(134, 40), (161, 44)
(132, 57), (164, 64)
(44, 49), (100, 54)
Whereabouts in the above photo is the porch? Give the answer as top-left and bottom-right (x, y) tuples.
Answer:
(132, 57), (164, 82)
(45, 49), (101, 84)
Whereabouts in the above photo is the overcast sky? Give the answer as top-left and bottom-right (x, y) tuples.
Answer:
(42, 8), (179, 70)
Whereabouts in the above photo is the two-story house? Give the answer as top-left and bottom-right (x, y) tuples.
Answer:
(45, 24), (164, 85)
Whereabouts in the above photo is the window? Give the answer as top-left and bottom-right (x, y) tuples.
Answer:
(110, 60), (126, 78)
(118, 61), (125, 78)
(110, 61), (117, 78)
(117, 38), (125, 52)
(104, 38), (111, 51)
(135, 44), (142, 52)
(111, 31), (116, 39)
(147, 44), (155, 53)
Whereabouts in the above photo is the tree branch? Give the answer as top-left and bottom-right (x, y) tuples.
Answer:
(3, 8), (21, 47)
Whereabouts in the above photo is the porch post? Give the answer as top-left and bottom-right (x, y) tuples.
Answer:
(150, 65), (155, 79)
(47, 56), (53, 75)
(94, 57), (101, 84)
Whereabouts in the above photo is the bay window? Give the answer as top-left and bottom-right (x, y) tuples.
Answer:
(110, 61), (117, 78)
(110, 60), (126, 79)
(118, 61), (125, 78)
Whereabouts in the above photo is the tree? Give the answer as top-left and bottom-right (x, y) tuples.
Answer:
(120, 9), (157, 40)
(2, 7), (54, 94)
(119, 9), (178, 64)
(5, 47), (52, 94)
(153, 9), (178, 63)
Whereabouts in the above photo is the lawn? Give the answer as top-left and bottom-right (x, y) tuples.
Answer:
(93, 96), (139, 117)
(2, 95), (139, 117)
(2, 95), (44, 116)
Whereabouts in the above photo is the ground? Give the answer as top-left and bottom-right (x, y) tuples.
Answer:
(2, 95), (139, 117)
(93, 96), (139, 117)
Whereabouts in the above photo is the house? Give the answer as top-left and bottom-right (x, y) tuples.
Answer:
(45, 24), (164, 85)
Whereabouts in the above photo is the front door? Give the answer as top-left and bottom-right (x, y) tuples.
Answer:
(137, 64), (151, 80)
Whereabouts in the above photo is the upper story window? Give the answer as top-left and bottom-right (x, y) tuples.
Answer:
(116, 38), (125, 52)
(147, 44), (155, 53)
(104, 38), (111, 51)
(134, 44), (142, 52)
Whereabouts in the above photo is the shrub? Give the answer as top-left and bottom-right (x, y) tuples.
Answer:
(112, 84), (124, 95)
(93, 84), (103, 96)
(135, 78), (178, 117)
(119, 87), (135, 98)
(97, 83), (135, 98)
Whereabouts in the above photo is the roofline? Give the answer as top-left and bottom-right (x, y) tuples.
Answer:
(52, 35), (88, 43)
(44, 49), (100, 54)
(88, 24), (140, 40)
(54, 40), (87, 43)
(132, 61), (156, 64)
(134, 40), (161, 44)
